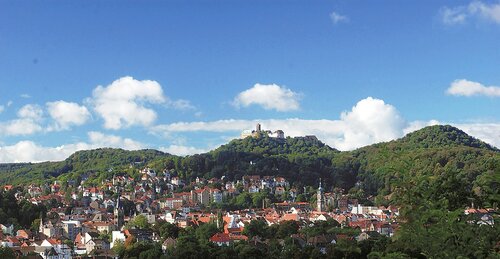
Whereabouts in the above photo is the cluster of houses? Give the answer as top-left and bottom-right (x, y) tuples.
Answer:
(5, 166), (495, 258)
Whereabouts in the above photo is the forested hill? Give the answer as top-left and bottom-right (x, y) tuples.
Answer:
(212, 135), (338, 157)
(0, 148), (170, 185)
(334, 125), (499, 209)
(0, 125), (498, 209)
(387, 125), (498, 151)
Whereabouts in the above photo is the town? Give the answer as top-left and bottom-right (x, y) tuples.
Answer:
(0, 164), (409, 258)
(0, 163), (495, 259)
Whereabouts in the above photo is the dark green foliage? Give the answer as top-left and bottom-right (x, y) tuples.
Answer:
(0, 189), (46, 229)
(242, 219), (269, 239)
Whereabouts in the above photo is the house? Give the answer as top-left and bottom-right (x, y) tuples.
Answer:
(209, 233), (231, 246)
(86, 238), (110, 253)
(37, 238), (72, 259)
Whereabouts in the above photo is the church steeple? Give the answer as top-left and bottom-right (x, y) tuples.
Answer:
(114, 196), (124, 229)
(317, 179), (325, 213)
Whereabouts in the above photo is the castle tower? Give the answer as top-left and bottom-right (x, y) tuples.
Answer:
(256, 123), (261, 132)
(317, 179), (325, 213)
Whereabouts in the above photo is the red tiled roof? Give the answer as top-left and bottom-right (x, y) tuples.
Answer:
(210, 233), (231, 243)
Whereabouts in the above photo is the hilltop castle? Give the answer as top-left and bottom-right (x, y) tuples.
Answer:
(240, 123), (285, 139)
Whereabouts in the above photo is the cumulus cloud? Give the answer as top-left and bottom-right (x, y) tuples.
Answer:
(159, 145), (207, 156)
(17, 104), (43, 120)
(0, 141), (86, 163)
(0, 105), (4, 114)
(0, 119), (43, 136)
(0, 104), (44, 136)
(47, 101), (91, 130)
(233, 83), (301, 112)
(89, 76), (166, 129)
(441, 1), (500, 25)
(20, 94), (31, 99)
(0, 131), (145, 163)
(330, 11), (349, 24)
(446, 79), (500, 97)
(336, 97), (405, 150)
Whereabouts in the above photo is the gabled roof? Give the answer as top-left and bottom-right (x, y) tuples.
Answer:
(209, 233), (231, 243)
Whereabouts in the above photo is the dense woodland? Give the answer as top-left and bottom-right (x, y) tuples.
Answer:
(0, 125), (499, 257)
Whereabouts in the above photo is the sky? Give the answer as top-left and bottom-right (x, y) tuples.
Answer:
(0, 0), (499, 162)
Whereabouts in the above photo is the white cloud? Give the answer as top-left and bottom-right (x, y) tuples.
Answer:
(469, 1), (500, 23)
(17, 104), (43, 120)
(0, 105), (4, 114)
(46, 101), (91, 130)
(87, 131), (145, 150)
(0, 141), (89, 163)
(159, 145), (207, 156)
(233, 83), (301, 112)
(441, 1), (500, 25)
(330, 11), (349, 24)
(0, 119), (43, 136)
(169, 99), (195, 111)
(6, 101), (12, 107)
(0, 131), (145, 163)
(446, 79), (500, 97)
(336, 97), (405, 150)
(442, 6), (468, 25)
(0, 104), (44, 136)
(90, 76), (166, 129)
(20, 94), (31, 99)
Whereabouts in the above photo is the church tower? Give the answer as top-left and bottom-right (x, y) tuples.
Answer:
(114, 197), (124, 229)
(317, 179), (325, 213)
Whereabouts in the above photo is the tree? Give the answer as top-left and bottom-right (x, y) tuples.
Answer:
(195, 223), (218, 244)
(156, 221), (181, 239)
(242, 219), (268, 238)
(127, 214), (151, 230)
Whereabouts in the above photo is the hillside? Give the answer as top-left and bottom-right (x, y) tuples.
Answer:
(334, 125), (500, 209)
(0, 148), (170, 185)
(0, 125), (498, 209)
(387, 125), (498, 151)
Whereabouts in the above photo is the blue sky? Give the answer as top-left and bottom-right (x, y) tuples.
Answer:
(0, 0), (499, 162)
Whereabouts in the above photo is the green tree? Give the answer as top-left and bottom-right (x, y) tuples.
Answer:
(242, 219), (268, 238)
(127, 214), (151, 230)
